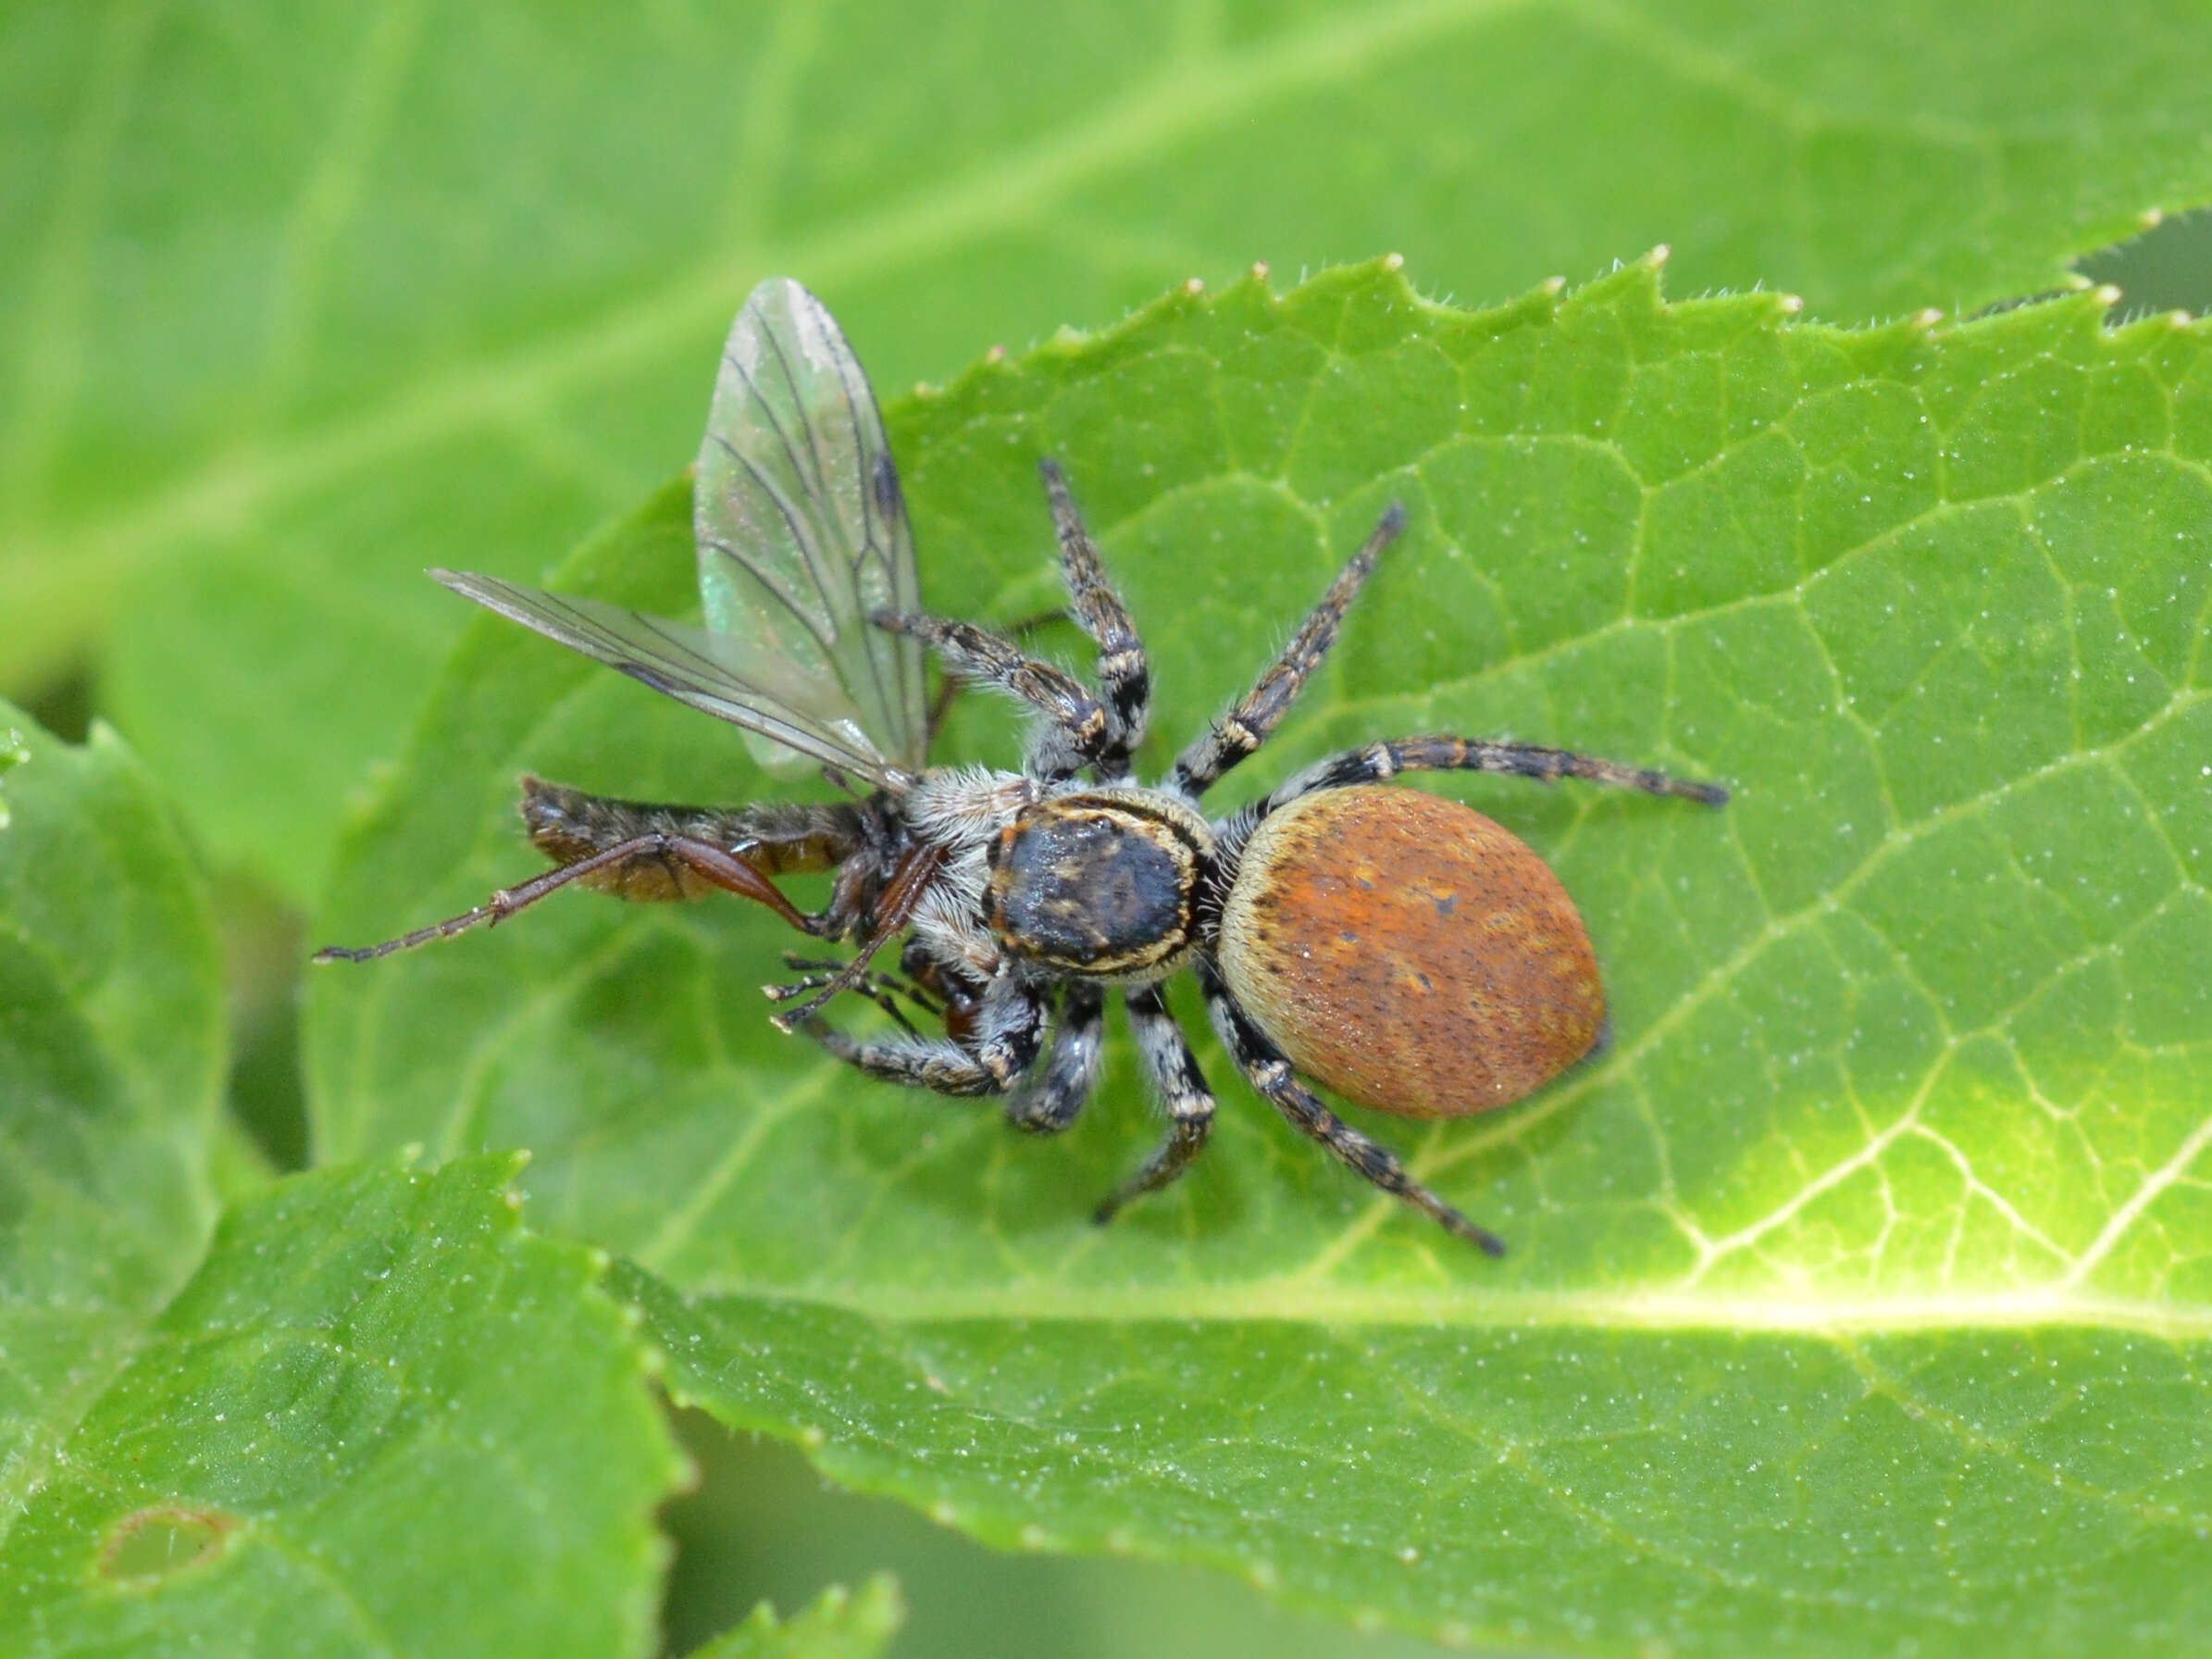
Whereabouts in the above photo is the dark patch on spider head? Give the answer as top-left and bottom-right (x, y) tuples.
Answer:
(989, 800), (1197, 974)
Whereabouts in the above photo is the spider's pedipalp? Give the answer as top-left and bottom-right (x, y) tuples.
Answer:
(1006, 983), (1105, 1133)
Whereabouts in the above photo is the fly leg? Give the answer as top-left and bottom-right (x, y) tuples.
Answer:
(315, 826), (814, 962)
(767, 954), (942, 1036)
(314, 778), (884, 963)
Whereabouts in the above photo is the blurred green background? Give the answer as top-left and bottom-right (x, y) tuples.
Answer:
(6, 3), (2209, 1653)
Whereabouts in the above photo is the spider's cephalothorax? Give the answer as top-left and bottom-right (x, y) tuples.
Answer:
(318, 276), (1728, 1255)
(988, 790), (1212, 979)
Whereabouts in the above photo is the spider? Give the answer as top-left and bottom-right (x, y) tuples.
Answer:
(319, 278), (1727, 1254)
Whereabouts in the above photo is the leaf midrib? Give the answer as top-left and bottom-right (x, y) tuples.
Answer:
(677, 1279), (2212, 1339)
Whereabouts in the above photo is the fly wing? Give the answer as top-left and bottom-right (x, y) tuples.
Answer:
(694, 278), (928, 777)
(432, 570), (918, 791)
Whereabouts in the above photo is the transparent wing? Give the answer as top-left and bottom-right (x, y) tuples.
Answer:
(694, 277), (927, 776)
(432, 570), (918, 791)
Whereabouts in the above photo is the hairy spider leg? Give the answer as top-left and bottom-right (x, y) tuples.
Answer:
(1250, 735), (1732, 822)
(1004, 983), (1106, 1133)
(872, 609), (1123, 781)
(1170, 502), (1405, 797)
(1195, 960), (1507, 1254)
(1093, 983), (1218, 1223)
(800, 974), (1050, 1096)
(1038, 459), (1150, 778)
(923, 609), (1070, 742)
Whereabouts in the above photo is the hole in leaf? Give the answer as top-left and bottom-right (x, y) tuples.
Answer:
(215, 867), (311, 1170)
(17, 662), (92, 744)
(99, 1505), (238, 1583)
(2075, 206), (2212, 319)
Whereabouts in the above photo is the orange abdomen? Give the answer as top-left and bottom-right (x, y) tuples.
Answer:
(1217, 786), (1603, 1116)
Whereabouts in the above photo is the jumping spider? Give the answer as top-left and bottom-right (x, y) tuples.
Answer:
(320, 278), (1728, 1254)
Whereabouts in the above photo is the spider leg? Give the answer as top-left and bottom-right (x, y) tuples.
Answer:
(1197, 960), (1506, 1255)
(1094, 985), (1217, 1224)
(1039, 459), (1149, 778)
(798, 976), (1047, 1097)
(1005, 983), (1105, 1134)
(1256, 735), (1730, 817)
(925, 609), (1069, 742)
(874, 609), (1121, 781)
(1169, 502), (1404, 797)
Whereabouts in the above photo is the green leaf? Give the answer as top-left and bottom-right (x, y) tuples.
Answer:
(634, 1279), (2212, 1656)
(0, 725), (29, 828)
(0, 705), (227, 1511)
(690, 1576), (904, 1659)
(6, 4), (2209, 903)
(0, 1155), (685, 1657)
(306, 262), (2212, 1653)
(0, 710), (683, 1652)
